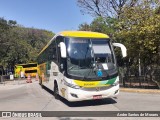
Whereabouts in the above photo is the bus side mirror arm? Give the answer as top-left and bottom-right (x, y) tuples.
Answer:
(113, 43), (127, 57)
(59, 42), (66, 58)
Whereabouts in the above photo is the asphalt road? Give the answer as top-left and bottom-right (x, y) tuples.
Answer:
(0, 80), (160, 120)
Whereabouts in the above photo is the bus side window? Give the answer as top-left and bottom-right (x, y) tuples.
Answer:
(56, 36), (65, 72)
(49, 40), (57, 62)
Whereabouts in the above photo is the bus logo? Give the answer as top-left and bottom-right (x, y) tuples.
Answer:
(96, 87), (100, 91)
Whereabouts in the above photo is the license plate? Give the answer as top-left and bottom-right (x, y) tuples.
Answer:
(93, 95), (102, 100)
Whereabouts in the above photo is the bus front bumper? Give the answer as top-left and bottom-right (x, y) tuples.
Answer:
(65, 85), (119, 102)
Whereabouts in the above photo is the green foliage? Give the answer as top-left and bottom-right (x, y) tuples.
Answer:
(78, 23), (91, 31)
(115, 4), (160, 64)
(0, 18), (54, 67)
(114, 2), (160, 87)
(78, 17), (117, 37)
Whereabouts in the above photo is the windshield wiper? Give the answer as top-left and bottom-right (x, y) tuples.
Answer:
(68, 66), (74, 70)
(67, 58), (76, 71)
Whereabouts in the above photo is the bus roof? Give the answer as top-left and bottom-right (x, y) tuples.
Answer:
(59, 31), (109, 38)
(38, 31), (110, 56)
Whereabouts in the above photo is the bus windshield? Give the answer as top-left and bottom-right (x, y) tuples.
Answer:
(65, 37), (116, 79)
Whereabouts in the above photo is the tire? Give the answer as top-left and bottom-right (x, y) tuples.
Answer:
(54, 83), (59, 99)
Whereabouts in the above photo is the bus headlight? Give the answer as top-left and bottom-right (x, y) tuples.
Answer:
(64, 80), (80, 89)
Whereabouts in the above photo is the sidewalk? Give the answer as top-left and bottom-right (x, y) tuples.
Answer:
(120, 87), (160, 94)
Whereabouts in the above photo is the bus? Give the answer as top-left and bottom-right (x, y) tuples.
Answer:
(15, 63), (37, 78)
(37, 31), (127, 102)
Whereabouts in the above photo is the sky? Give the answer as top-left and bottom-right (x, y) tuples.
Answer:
(0, 0), (93, 33)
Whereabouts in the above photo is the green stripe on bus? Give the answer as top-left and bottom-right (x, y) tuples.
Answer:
(105, 77), (117, 85)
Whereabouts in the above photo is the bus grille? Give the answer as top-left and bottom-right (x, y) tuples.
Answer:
(80, 86), (112, 91)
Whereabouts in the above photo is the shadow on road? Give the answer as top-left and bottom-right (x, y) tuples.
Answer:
(40, 84), (54, 95)
(62, 98), (117, 107)
(41, 84), (117, 107)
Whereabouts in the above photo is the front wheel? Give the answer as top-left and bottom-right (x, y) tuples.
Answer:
(54, 83), (59, 99)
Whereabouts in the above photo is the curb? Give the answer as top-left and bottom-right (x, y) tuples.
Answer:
(120, 88), (160, 94)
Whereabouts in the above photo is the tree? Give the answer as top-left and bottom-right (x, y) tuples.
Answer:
(0, 18), (15, 65)
(78, 23), (91, 31)
(78, 17), (116, 37)
(0, 17), (54, 68)
(77, 0), (139, 18)
(114, 2), (160, 87)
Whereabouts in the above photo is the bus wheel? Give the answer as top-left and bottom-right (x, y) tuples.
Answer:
(54, 83), (59, 99)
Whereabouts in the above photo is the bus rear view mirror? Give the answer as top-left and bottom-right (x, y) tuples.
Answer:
(113, 43), (127, 57)
(59, 42), (66, 58)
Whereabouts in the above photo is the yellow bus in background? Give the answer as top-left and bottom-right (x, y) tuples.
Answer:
(15, 63), (37, 78)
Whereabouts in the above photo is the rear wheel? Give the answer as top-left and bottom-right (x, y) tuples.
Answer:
(54, 83), (59, 99)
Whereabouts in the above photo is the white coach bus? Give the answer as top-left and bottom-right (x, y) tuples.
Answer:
(37, 31), (127, 102)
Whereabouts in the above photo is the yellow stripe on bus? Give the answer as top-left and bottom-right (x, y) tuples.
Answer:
(74, 80), (100, 88)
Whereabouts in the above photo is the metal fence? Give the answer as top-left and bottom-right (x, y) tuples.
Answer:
(119, 66), (160, 89)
